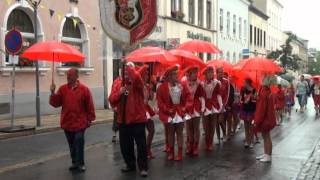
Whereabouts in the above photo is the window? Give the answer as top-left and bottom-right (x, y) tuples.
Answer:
(6, 9), (35, 67)
(189, 0), (195, 24)
(207, 53), (212, 61)
(198, 0), (204, 27)
(244, 20), (247, 40)
(250, 25), (252, 45)
(227, 12), (230, 36)
(260, 29), (263, 47)
(264, 31), (266, 48)
(254, 27), (257, 46)
(199, 53), (204, 60)
(219, 9), (223, 32)
(233, 15), (236, 37)
(233, 52), (236, 64)
(206, 0), (212, 29)
(61, 17), (88, 67)
(171, 0), (183, 18)
(239, 17), (242, 40)
(69, 0), (78, 3)
(257, 28), (260, 46)
(226, 51), (230, 61)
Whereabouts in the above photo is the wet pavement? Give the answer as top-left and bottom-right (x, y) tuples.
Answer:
(0, 104), (320, 180)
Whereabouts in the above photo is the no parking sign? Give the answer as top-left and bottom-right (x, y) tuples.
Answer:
(5, 29), (23, 55)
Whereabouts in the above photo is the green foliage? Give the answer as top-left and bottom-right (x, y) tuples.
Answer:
(308, 52), (320, 75)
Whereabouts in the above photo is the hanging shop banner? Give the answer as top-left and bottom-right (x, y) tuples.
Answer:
(99, 0), (157, 45)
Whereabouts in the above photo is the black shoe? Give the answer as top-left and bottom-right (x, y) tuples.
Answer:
(112, 136), (116, 143)
(121, 166), (136, 173)
(69, 164), (78, 171)
(77, 165), (86, 172)
(140, 170), (148, 177)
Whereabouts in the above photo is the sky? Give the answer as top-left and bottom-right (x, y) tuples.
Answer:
(281, 0), (320, 49)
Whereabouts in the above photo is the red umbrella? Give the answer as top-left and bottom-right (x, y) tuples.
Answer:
(206, 59), (233, 75)
(169, 49), (206, 69)
(177, 40), (222, 53)
(21, 41), (85, 83)
(233, 57), (282, 74)
(125, 46), (178, 65)
(312, 75), (320, 81)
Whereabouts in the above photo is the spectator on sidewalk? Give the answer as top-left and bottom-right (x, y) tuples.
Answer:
(296, 75), (309, 113)
(108, 63), (148, 178)
(49, 68), (96, 172)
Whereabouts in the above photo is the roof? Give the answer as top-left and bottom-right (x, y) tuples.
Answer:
(249, 4), (269, 20)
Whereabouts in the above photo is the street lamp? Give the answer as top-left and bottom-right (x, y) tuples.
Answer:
(27, 0), (42, 127)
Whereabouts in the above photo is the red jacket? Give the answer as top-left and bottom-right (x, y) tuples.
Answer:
(182, 80), (205, 114)
(275, 88), (285, 109)
(49, 81), (96, 132)
(219, 78), (230, 106)
(202, 80), (222, 111)
(156, 82), (192, 123)
(109, 67), (147, 125)
(254, 87), (276, 133)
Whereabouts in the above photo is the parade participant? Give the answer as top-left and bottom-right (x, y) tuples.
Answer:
(239, 78), (256, 148)
(216, 68), (229, 143)
(182, 66), (205, 156)
(275, 84), (285, 125)
(296, 75), (309, 113)
(202, 66), (223, 151)
(49, 68), (96, 172)
(310, 79), (320, 116)
(138, 65), (156, 159)
(157, 65), (192, 161)
(254, 75), (277, 163)
(109, 63), (148, 177)
(223, 72), (236, 138)
(285, 83), (295, 119)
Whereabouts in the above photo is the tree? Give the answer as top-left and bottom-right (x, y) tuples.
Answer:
(308, 52), (320, 75)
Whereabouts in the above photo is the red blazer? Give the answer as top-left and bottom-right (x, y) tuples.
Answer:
(202, 80), (221, 111)
(182, 80), (205, 114)
(254, 87), (276, 133)
(49, 81), (96, 132)
(109, 67), (147, 125)
(156, 82), (192, 123)
(144, 84), (156, 117)
(275, 88), (285, 109)
(219, 78), (230, 106)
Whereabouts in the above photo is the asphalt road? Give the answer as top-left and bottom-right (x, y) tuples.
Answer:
(0, 105), (319, 180)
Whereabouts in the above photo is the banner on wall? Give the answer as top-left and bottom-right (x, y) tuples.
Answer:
(99, 0), (157, 46)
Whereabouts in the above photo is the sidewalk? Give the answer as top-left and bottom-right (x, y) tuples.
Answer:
(0, 109), (114, 140)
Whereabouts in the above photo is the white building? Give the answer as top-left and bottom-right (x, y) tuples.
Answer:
(217, 0), (250, 64)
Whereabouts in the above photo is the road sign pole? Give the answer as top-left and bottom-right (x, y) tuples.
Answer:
(10, 55), (16, 128)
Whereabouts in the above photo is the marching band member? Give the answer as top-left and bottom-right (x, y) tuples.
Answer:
(182, 66), (205, 156)
(157, 65), (192, 161)
(201, 66), (223, 151)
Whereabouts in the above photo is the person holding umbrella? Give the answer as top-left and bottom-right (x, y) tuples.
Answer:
(157, 65), (192, 161)
(49, 68), (96, 172)
(182, 66), (205, 156)
(108, 63), (148, 177)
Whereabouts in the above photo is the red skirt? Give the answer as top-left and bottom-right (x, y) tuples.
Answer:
(313, 95), (320, 106)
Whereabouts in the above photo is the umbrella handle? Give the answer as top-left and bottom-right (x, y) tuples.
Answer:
(52, 60), (55, 85)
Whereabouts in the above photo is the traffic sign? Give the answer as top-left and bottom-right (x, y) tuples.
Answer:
(5, 29), (23, 55)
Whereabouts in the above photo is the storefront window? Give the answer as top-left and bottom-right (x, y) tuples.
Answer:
(198, 0), (203, 27)
(233, 15), (236, 37)
(239, 17), (242, 40)
(227, 12), (230, 36)
(6, 9), (35, 67)
(206, 0), (212, 29)
(219, 9), (223, 32)
(188, 0), (195, 24)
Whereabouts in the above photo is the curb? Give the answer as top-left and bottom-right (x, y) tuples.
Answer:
(0, 119), (113, 141)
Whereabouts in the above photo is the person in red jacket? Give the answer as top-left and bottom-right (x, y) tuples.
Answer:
(275, 84), (285, 125)
(157, 65), (192, 161)
(49, 68), (96, 172)
(138, 65), (156, 159)
(108, 63), (148, 177)
(182, 66), (205, 156)
(201, 66), (222, 151)
(216, 67), (229, 144)
(254, 75), (277, 163)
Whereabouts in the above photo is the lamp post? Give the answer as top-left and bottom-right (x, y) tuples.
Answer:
(27, 0), (42, 127)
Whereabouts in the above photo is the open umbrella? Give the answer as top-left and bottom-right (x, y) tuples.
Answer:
(177, 40), (222, 53)
(21, 41), (85, 83)
(277, 76), (290, 87)
(233, 57), (282, 74)
(206, 59), (233, 75)
(169, 49), (206, 69)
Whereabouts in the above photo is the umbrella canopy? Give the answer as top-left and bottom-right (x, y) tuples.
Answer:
(125, 46), (178, 65)
(20, 41), (85, 62)
(233, 57), (282, 74)
(277, 76), (290, 87)
(206, 59), (233, 75)
(169, 49), (206, 69)
(303, 74), (312, 80)
(177, 40), (222, 53)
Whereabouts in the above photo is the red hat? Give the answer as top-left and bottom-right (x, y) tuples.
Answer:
(201, 66), (215, 75)
(163, 64), (179, 79)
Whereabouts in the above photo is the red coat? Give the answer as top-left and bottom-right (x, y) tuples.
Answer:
(182, 80), (205, 114)
(144, 84), (156, 118)
(156, 82), (192, 123)
(219, 78), (230, 106)
(254, 87), (276, 133)
(49, 81), (96, 132)
(275, 88), (285, 109)
(109, 67), (147, 125)
(202, 80), (222, 112)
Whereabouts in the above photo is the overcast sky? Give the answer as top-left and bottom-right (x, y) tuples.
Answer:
(281, 0), (320, 49)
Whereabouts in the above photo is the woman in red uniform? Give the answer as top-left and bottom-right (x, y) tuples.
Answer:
(182, 66), (205, 156)
(157, 65), (192, 161)
(138, 65), (156, 159)
(254, 75), (277, 163)
(275, 84), (285, 125)
(311, 79), (320, 116)
(202, 66), (223, 151)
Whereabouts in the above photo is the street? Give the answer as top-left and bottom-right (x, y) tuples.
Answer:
(0, 106), (319, 180)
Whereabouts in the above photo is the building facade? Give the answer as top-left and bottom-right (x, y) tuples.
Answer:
(253, 0), (283, 53)
(217, 0), (250, 64)
(248, 3), (269, 57)
(0, 0), (113, 119)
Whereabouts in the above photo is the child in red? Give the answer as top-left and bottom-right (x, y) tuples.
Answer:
(275, 84), (285, 125)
